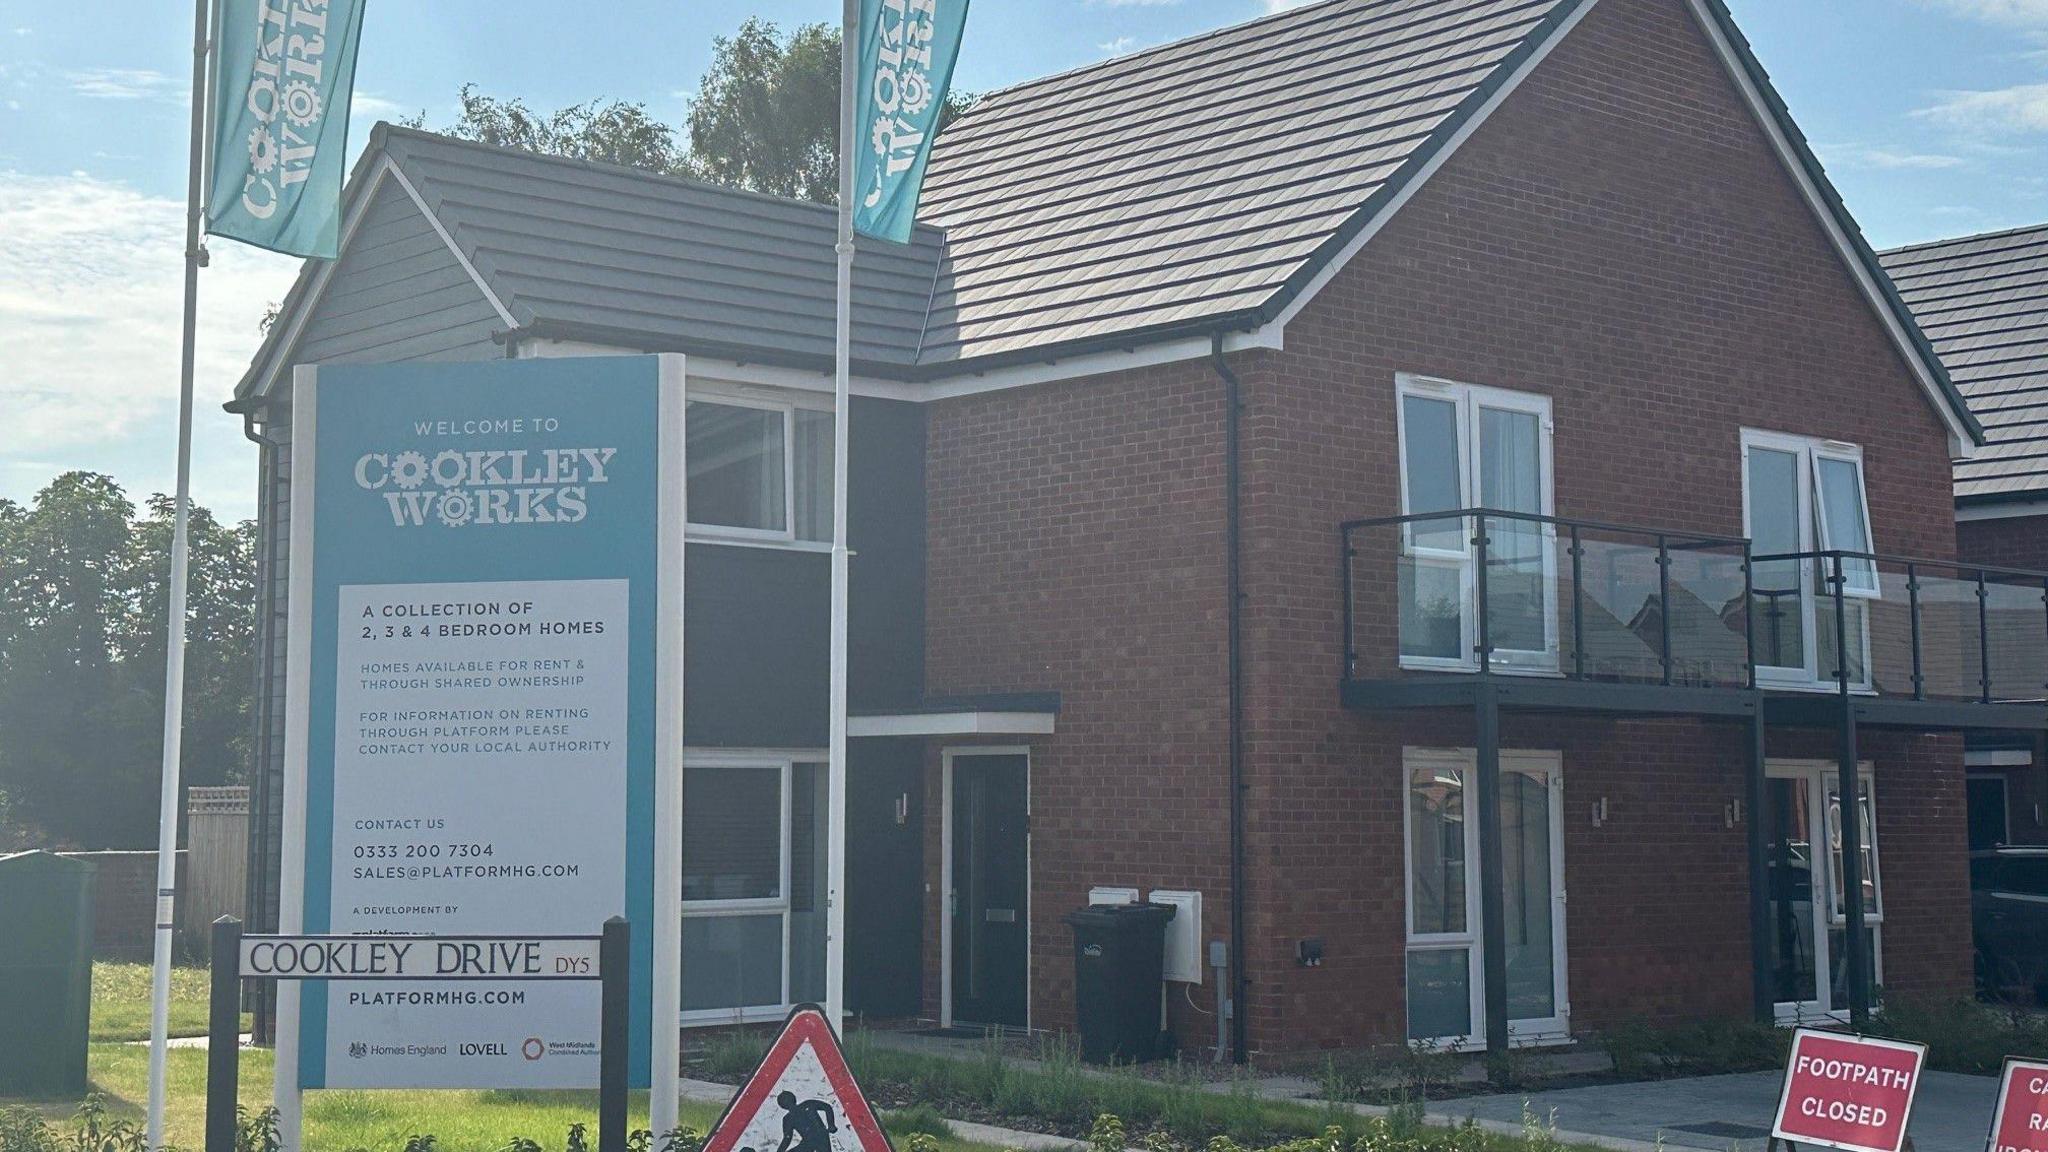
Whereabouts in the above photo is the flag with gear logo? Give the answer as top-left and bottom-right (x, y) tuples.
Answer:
(206, 0), (367, 259)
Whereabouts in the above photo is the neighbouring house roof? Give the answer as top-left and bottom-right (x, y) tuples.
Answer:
(1880, 223), (2048, 505)
(233, 0), (1979, 449)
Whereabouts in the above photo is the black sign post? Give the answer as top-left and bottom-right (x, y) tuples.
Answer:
(206, 916), (631, 1152)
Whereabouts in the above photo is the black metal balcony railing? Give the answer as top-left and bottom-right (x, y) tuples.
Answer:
(1341, 509), (2048, 707)
(1342, 509), (1757, 689)
(1752, 550), (2048, 704)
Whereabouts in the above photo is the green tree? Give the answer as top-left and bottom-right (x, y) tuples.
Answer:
(417, 84), (687, 173)
(0, 474), (256, 848)
(685, 19), (842, 201)
(412, 19), (978, 202)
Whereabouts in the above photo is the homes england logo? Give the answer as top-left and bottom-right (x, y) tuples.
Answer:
(354, 447), (618, 528)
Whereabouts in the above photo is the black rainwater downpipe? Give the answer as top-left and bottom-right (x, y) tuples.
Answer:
(1210, 332), (1249, 1064)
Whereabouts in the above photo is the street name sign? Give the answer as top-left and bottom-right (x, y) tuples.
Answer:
(1770, 1029), (1927, 1152)
(703, 1007), (893, 1152)
(281, 356), (683, 1094)
(239, 935), (602, 980)
(1989, 1058), (2048, 1152)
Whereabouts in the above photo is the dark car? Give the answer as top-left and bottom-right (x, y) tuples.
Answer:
(1972, 847), (2048, 1005)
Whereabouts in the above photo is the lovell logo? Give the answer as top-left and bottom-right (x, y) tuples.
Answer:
(354, 447), (618, 528)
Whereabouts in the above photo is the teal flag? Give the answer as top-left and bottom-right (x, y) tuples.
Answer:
(853, 0), (969, 244)
(206, 0), (366, 259)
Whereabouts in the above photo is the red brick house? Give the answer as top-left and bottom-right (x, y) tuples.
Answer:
(236, 0), (2048, 1057)
(1883, 225), (2048, 854)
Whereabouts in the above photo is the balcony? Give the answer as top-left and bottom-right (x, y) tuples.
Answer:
(1340, 509), (2048, 728)
(1753, 549), (2048, 728)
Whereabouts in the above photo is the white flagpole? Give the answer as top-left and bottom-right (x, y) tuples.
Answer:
(148, 0), (215, 1143)
(826, 0), (857, 1034)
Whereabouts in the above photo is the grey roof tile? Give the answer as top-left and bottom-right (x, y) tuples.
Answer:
(1884, 223), (2048, 502)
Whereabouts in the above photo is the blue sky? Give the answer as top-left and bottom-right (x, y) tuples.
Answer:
(2, 0), (2046, 522)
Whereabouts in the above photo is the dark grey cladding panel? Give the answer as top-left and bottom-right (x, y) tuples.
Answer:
(1882, 223), (2048, 502)
(845, 737), (924, 1016)
(848, 397), (927, 714)
(683, 545), (829, 748)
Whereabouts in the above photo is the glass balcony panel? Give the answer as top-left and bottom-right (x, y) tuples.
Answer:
(1663, 544), (1750, 687)
(1399, 555), (1466, 663)
(1566, 534), (1665, 682)
(1985, 576), (2047, 703)
(1484, 516), (1549, 659)
(1814, 594), (1870, 689)
(1751, 557), (1808, 675)
(1915, 571), (1985, 701)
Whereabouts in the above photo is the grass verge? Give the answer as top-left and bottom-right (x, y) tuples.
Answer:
(89, 964), (252, 1044)
(1, 1044), (995, 1152)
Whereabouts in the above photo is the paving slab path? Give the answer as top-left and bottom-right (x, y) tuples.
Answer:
(1435, 1068), (1999, 1152)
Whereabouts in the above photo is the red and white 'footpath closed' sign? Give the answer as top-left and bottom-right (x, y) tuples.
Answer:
(1771, 1029), (1927, 1152)
(1989, 1058), (2048, 1152)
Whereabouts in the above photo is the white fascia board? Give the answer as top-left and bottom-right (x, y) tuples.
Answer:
(254, 155), (517, 404)
(847, 711), (1057, 738)
(1967, 748), (2033, 767)
(384, 160), (517, 328)
(515, 328), (1278, 403)
(1255, 0), (1603, 343)
(1957, 500), (2048, 523)
(1685, 0), (1977, 459)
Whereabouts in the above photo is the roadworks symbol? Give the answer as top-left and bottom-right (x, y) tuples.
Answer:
(703, 1007), (892, 1152)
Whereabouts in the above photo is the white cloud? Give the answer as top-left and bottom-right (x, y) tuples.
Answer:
(1088, 0), (1181, 6)
(1099, 35), (1138, 54)
(351, 91), (409, 124)
(1920, 0), (2048, 26)
(1914, 83), (2048, 134)
(0, 171), (300, 515)
(66, 67), (182, 102)
(1262, 0), (1321, 11)
(1819, 143), (1967, 170)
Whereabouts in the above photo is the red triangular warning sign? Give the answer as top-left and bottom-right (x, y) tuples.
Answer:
(702, 1006), (894, 1152)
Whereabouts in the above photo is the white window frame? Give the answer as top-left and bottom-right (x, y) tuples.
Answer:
(1740, 429), (1877, 691)
(679, 751), (800, 1026)
(683, 387), (834, 550)
(1401, 747), (1570, 1051)
(1394, 375), (1558, 673)
(1766, 760), (1885, 1026)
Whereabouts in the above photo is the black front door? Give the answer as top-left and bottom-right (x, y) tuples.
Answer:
(1969, 774), (2010, 850)
(950, 753), (1028, 1029)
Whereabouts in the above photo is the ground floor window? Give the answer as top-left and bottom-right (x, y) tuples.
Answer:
(1763, 761), (1883, 1023)
(1402, 748), (1568, 1049)
(680, 754), (827, 1024)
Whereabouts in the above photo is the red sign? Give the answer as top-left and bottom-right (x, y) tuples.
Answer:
(1989, 1058), (2048, 1152)
(703, 1006), (893, 1152)
(1771, 1029), (1927, 1152)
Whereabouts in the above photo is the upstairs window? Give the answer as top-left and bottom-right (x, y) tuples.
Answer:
(1395, 376), (1555, 670)
(1742, 430), (1876, 687)
(687, 397), (833, 543)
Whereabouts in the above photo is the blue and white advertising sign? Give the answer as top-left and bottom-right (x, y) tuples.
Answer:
(281, 356), (683, 1091)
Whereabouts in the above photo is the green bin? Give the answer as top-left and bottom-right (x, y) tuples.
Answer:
(0, 850), (96, 1096)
